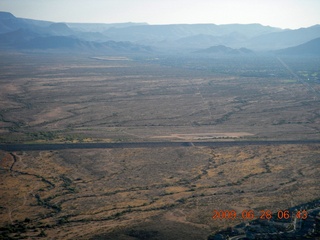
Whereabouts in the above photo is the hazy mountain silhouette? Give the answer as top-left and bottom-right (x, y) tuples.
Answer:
(0, 12), (152, 53)
(0, 11), (33, 33)
(174, 32), (247, 50)
(67, 22), (148, 32)
(0, 11), (15, 20)
(100, 23), (320, 51)
(102, 23), (281, 44)
(1, 11), (319, 54)
(97, 23), (285, 51)
(196, 45), (254, 55)
(1, 32), (152, 53)
(276, 37), (320, 55)
(0, 28), (40, 48)
(247, 25), (320, 50)
(46, 23), (74, 36)
(0, 12), (69, 39)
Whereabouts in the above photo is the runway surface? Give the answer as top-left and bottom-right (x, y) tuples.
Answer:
(1, 140), (320, 151)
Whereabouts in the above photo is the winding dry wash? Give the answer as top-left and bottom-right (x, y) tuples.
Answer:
(0, 53), (319, 239)
(1, 144), (319, 239)
(1, 2), (320, 238)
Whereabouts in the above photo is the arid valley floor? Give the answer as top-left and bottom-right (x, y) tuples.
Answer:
(0, 53), (319, 239)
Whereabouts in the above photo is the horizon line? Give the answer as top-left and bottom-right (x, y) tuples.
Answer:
(1, 11), (319, 30)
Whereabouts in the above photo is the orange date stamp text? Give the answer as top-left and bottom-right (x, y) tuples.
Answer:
(212, 209), (308, 220)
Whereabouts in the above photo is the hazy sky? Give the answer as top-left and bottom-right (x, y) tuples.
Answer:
(1, 0), (320, 29)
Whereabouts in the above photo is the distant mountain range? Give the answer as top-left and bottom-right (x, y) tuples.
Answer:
(0, 12), (151, 54)
(195, 45), (254, 55)
(0, 11), (319, 55)
(276, 37), (320, 55)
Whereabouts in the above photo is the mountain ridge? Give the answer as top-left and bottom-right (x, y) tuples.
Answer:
(195, 45), (254, 55)
(0, 12), (152, 54)
(246, 24), (320, 50)
(276, 37), (320, 55)
(0, 11), (319, 54)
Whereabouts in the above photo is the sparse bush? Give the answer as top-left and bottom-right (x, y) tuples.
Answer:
(38, 230), (47, 237)
(126, 229), (158, 240)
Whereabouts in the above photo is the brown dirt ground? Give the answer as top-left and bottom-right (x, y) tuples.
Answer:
(0, 144), (319, 239)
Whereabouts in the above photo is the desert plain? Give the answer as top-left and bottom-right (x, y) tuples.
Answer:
(0, 52), (319, 239)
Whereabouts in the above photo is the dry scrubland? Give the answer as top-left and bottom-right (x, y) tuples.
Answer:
(0, 53), (319, 143)
(0, 53), (319, 239)
(0, 145), (319, 239)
